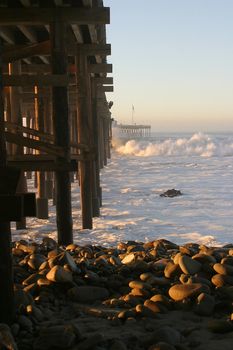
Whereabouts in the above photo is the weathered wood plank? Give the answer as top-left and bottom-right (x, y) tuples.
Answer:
(50, 19), (73, 245)
(3, 74), (70, 87)
(3, 41), (50, 62)
(0, 38), (15, 325)
(8, 159), (78, 171)
(94, 77), (113, 85)
(102, 85), (114, 92)
(0, 7), (110, 25)
(4, 120), (54, 142)
(3, 43), (111, 62)
(77, 43), (111, 56)
(4, 131), (66, 157)
(88, 63), (112, 73)
(76, 51), (94, 229)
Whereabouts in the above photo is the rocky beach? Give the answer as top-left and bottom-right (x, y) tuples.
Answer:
(3, 237), (233, 350)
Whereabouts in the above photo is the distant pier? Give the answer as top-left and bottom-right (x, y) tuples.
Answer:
(116, 123), (151, 138)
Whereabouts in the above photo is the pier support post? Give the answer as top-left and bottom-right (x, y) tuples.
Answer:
(76, 52), (93, 228)
(35, 87), (48, 219)
(0, 40), (15, 325)
(9, 61), (27, 229)
(50, 19), (73, 244)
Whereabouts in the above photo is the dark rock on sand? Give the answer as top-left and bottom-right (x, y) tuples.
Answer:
(160, 189), (182, 198)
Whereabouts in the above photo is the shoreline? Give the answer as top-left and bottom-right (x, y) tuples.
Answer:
(5, 237), (233, 349)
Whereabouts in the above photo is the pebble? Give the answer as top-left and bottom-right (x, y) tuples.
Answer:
(169, 283), (208, 301)
(213, 263), (233, 275)
(121, 253), (135, 265)
(46, 265), (73, 283)
(9, 238), (233, 349)
(195, 293), (215, 316)
(164, 262), (181, 279)
(178, 255), (202, 275)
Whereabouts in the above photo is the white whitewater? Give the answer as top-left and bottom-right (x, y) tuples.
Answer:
(12, 132), (233, 247)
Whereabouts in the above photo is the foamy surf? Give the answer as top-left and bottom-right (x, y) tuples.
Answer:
(114, 132), (233, 157)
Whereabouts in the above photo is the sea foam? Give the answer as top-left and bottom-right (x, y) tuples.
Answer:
(114, 132), (233, 157)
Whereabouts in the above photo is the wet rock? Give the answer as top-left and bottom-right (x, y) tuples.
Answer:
(160, 189), (182, 198)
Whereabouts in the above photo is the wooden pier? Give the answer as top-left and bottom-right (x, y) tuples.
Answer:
(116, 123), (151, 138)
(0, 0), (113, 324)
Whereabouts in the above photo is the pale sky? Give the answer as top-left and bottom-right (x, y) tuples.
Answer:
(104, 0), (233, 132)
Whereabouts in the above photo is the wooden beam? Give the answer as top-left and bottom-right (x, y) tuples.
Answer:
(77, 43), (111, 56)
(3, 42), (111, 62)
(50, 18), (73, 245)
(71, 24), (83, 43)
(88, 63), (112, 74)
(0, 7), (110, 25)
(102, 85), (114, 92)
(20, 0), (31, 5)
(82, 0), (92, 6)
(94, 77), (113, 85)
(0, 37), (15, 325)
(4, 131), (66, 157)
(4, 121), (54, 142)
(20, 64), (51, 74)
(0, 28), (14, 44)
(3, 74), (70, 87)
(8, 159), (78, 171)
(3, 41), (50, 62)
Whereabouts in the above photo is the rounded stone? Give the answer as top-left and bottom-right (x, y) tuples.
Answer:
(179, 255), (202, 275)
(144, 299), (163, 313)
(164, 262), (182, 279)
(213, 263), (233, 276)
(168, 283), (208, 301)
(129, 280), (151, 290)
(195, 292), (215, 316)
(46, 265), (73, 283)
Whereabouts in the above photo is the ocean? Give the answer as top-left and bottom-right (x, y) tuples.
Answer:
(12, 131), (233, 247)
